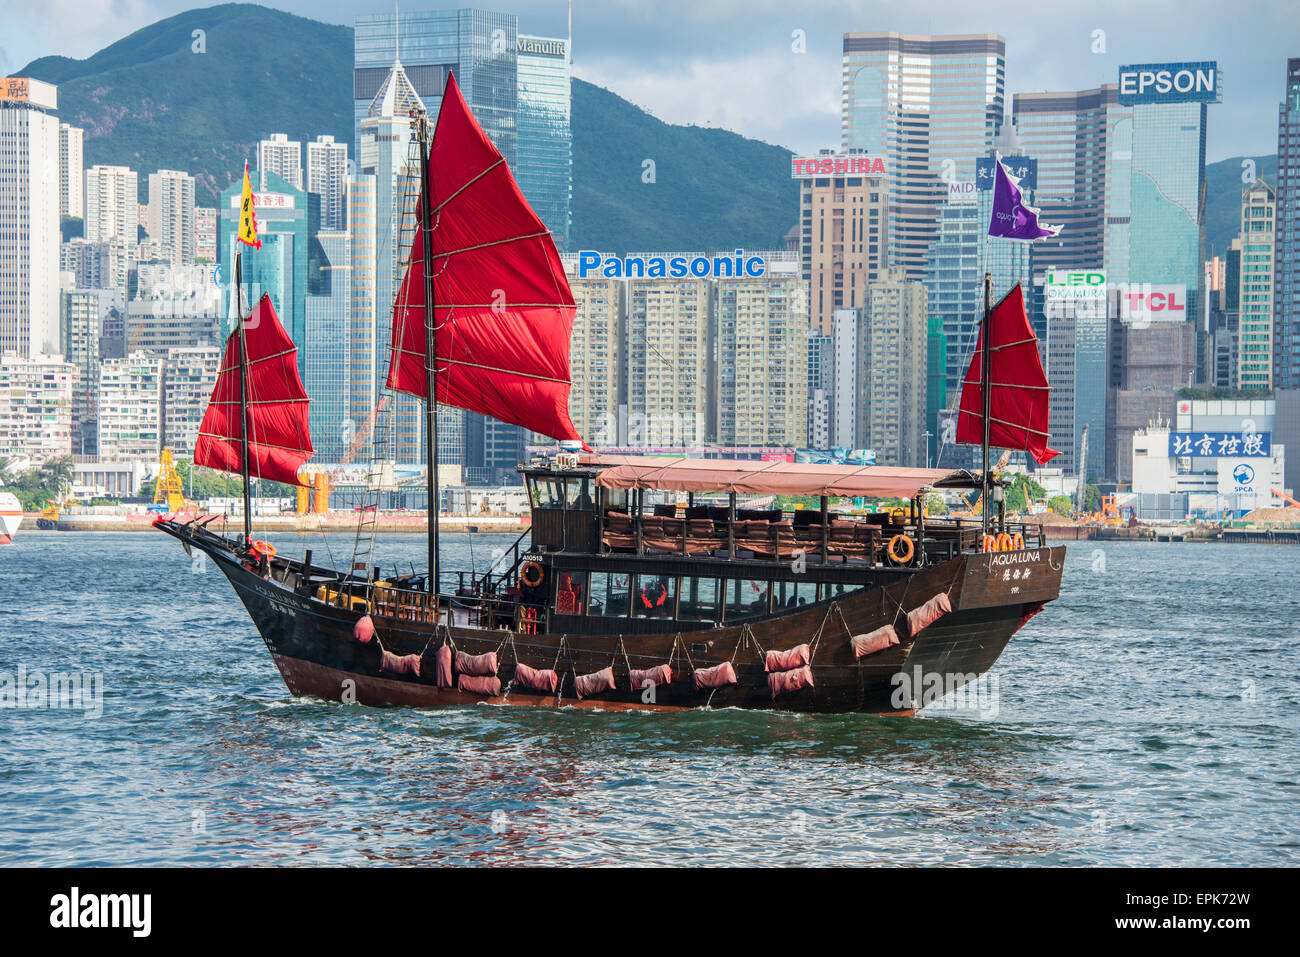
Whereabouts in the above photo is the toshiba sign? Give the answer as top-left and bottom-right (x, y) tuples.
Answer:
(1111, 284), (1188, 324)
(792, 155), (886, 178)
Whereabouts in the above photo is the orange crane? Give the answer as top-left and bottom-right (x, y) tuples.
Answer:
(1271, 489), (1300, 509)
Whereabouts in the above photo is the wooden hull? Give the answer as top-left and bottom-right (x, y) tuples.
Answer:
(158, 520), (1064, 715)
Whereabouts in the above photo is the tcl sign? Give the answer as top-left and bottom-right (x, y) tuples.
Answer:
(1112, 285), (1188, 324)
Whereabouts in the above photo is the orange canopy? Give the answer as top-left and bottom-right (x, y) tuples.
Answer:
(584, 455), (971, 498)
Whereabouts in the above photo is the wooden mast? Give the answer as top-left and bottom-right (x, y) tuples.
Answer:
(416, 110), (439, 596)
(235, 250), (252, 545)
(981, 272), (992, 541)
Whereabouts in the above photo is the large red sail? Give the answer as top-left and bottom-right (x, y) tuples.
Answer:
(956, 284), (1060, 465)
(194, 293), (313, 485)
(386, 72), (583, 445)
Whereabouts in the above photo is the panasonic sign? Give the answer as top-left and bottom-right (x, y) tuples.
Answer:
(1117, 62), (1221, 104)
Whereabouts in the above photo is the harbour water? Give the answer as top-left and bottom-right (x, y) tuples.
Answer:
(1, 532), (1296, 865)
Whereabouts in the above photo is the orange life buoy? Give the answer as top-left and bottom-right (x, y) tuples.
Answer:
(888, 534), (915, 565)
(1011, 532), (1025, 551)
(996, 532), (1014, 552)
(519, 561), (544, 589)
(981, 534), (998, 553)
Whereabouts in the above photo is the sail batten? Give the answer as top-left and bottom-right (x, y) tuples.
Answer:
(955, 284), (1060, 465)
(193, 293), (314, 486)
(386, 72), (584, 445)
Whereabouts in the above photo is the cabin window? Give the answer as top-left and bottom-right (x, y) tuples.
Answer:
(553, 571), (585, 616)
(772, 580), (818, 611)
(678, 576), (719, 622)
(589, 572), (631, 618)
(530, 476), (565, 509)
(631, 574), (676, 618)
(605, 487), (628, 511)
(564, 477), (594, 511)
(724, 579), (770, 621)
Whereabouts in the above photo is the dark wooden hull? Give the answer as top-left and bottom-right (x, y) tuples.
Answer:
(157, 521), (1064, 715)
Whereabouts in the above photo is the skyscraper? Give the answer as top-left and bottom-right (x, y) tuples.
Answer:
(147, 169), (196, 267)
(306, 229), (351, 461)
(59, 122), (84, 219)
(516, 34), (572, 250)
(841, 32), (1005, 283)
(1238, 179), (1276, 390)
(84, 165), (139, 244)
(793, 150), (888, 334)
(0, 78), (61, 359)
(307, 135), (349, 232)
(358, 50), (448, 467)
(258, 133), (303, 190)
(218, 170), (308, 376)
(1013, 86), (1128, 283)
(0, 352), (75, 463)
(353, 9), (518, 167)
(857, 271), (928, 466)
(97, 352), (163, 461)
(715, 263), (809, 447)
(1275, 58), (1300, 390)
(1116, 62), (1220, 321)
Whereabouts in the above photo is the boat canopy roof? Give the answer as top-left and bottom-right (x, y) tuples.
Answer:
(581, 455), (975, 498)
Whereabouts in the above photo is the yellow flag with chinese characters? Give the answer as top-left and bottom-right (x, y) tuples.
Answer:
(237, 161), (261, 250)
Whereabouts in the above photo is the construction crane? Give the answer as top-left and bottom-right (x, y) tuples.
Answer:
(153, 448), (187, 513)
(1272, 488), (1300, 509)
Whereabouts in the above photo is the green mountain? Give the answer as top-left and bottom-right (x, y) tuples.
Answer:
(571, 80), (796, 252)
(20, 3), (352, 204)
(1204, 154), (1277, 258)
(17, 2), (797, 249)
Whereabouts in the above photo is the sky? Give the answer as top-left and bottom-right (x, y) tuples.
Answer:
(3, 0), (1296, 162)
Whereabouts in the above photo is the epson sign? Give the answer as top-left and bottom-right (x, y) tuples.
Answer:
(1117, 62), (1221, 105)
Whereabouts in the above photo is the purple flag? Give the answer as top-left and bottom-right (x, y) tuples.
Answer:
(988, 153), (1061, 241)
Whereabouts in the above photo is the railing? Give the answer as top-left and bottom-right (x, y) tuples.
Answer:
(598, 507), (1045, 566)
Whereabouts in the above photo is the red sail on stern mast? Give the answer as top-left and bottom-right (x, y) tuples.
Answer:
(193, 293), (314, 486)
(386, 72), (585, 446)
(955, 283), (1060, 465)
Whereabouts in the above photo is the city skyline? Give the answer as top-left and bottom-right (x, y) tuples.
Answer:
(3, 1), (1295, 164)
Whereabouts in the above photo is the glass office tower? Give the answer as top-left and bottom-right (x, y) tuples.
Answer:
(354, 9), (517, 168)
(841, 32), (1005, 283)
(219, 170), (308, 379)
(516, 35), (571, 251)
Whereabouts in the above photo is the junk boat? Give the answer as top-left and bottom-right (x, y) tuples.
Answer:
(155, 71), (1065, 715)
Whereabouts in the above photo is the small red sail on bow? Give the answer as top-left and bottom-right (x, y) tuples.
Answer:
(193, 293), (314, 486)
(386, 71), (584, 446)
(956, 283), (1060, 465)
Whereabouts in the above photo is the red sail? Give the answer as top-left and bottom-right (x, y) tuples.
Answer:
(386, 72), (584, 445)
(193, 293), (313, 486)
(956, 284), (1060, 465)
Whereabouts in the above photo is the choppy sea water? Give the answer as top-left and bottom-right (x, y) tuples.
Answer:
(1, 531), (1296, 866)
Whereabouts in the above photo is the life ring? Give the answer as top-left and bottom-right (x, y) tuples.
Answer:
(981, 534), (998, 553)
(1011, 532), (1025, 551)
(250, 540), (276, 559)
(996, 532), (1014, 552)
(519, 561), (544, 589)
(888, 534), (915, 565)
(888, 506), (907, 525)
